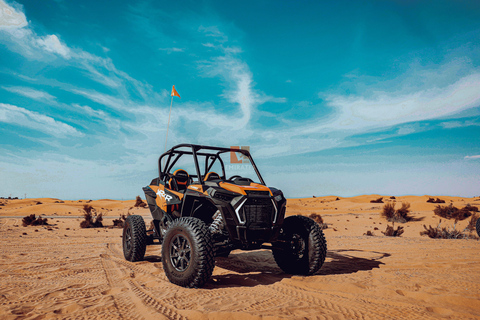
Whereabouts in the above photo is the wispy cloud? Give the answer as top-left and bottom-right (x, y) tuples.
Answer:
(199, 25), (228, 43)
(0, 103), (83, 137)
(158, 47), (184, 54)
(464, 155), (480, 160)
(2, 86), (56, 102)
(317, 73), (480, 133)
(36, 34), (70, 59)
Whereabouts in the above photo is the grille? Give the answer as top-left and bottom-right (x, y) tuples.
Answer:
(245, 190), (270, 196)
(243, 197), (273, 228)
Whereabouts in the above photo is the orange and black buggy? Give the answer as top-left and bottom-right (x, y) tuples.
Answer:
(122, 144), (327, 287)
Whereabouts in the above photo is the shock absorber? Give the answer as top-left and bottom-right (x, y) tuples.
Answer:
(209, 210), (225, 235)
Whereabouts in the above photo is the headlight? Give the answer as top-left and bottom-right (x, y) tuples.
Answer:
(208, 188), (236, 202)
(274, 194), (283, 202)
(214, 192), (235, 202)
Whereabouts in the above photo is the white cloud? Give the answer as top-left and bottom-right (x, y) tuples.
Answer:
(159, 47), (184, 53)
(2, 86), (56, 101)
(0, 0), (27, 29)
(311, 72), (480, 134)
(0, 1), (71, 59)
(36, 34), (70, 59)
(72, 103), (107, 119)
(440, 119), (480, 129)
(464, 155), (480, 160)
(0, 103), (83, 137)
(199, 25), (228, 43)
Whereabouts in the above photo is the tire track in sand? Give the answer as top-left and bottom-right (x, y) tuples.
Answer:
(271, 281), (439, 320)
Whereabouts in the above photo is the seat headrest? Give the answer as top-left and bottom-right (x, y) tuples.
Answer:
(204, 171), (220, 181)
(173, 169), (189, 184)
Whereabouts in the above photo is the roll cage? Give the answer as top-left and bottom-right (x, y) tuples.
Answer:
(158, 144), (266, 186)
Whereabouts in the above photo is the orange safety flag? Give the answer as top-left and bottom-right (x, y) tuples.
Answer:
(171, 85), (181, 98)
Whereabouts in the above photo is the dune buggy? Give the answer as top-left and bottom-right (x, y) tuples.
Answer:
(122, 144), (327, 287)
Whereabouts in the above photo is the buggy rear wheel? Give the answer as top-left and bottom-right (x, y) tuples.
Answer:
(476, 217), (480, 237)
(122, 215), (147, 262)
(273, 215), (327, 275)
(162, 217), (215, 288)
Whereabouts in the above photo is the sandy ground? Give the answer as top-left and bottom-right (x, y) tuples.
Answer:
(0, 195), (479, 319)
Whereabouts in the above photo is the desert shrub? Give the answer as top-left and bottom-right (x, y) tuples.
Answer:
(382, 202), (395, 219)
(370, 197), (384, 203)
(434, 204), (473, 221)
(80, 205), (103, 228)
(364, 231), (375, 236)
(390, 196), (396, 199)
(382, 224), (404, 237)
(134, 196), (147, 208)
(308, 213), (328, 229)
(464, 204), (479, 212)
(22, 214), (48, 227)
(113, 214), (127, 228)
(466, 213), (480, 232)
(381, 202), (413, 223)
(420, 220), (477, 239)
(83, 204), (94, 215)
(427, 197), (445, 203)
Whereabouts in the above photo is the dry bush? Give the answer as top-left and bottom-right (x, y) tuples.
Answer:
(427, 197), (445, 203)
(382, 224), (404, 237)
(134, 196), (147, 208)
(464, 204), (479, 212)
(113, 214), (127, 228)
(382, 202), (395, 219)
(22, 214), (48, 227)
(80, 205), (103, 228)
(420, 220), (477, 239)
(370, 197), (384, 203)
(433, 204), (476, 221)
(308, 213), (328, 229)
(364, 231), (375, 236)
(466, 213), (480, 232)
(390, 196), (396, 199)
(381, 202), (413, 223)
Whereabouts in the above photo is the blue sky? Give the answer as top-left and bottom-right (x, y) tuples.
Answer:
(1, 0), (480, 199)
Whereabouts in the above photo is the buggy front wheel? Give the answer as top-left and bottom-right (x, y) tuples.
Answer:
(273, 215), (327, 275)
(162, 217), (215, 288)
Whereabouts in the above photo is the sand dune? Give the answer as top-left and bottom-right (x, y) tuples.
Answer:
(0, 195), (479, 319)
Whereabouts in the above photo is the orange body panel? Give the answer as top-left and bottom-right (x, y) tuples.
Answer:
(149, 185), (184, 212)
(218, 182), (272, 196)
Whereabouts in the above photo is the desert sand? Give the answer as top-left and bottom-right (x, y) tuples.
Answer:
(1, 195), (479, 319)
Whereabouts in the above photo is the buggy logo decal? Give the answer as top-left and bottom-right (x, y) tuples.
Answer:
(156, 189), (173, 201)
(230, 146), (250, 164)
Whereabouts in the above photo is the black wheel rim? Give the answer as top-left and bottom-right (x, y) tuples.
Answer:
(290, 233), (306, 259)
(170, 234), (191, 272)
(124, 225), (132, 252)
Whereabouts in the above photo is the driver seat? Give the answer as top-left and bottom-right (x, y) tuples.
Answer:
(204, 171), (221, 181)
(169, 169), (189, 192)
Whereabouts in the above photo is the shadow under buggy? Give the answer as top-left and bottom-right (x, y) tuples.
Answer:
(122, 144), (327, 287)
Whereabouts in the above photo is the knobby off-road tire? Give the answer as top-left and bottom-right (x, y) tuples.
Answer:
(273, 215), (327, 275)
(123, 215), (147, 262)
(476, 217), (480, 237)
(162, 217), (215, 288)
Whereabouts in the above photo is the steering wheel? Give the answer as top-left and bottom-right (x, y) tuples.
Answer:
(228, 175), (243, 181)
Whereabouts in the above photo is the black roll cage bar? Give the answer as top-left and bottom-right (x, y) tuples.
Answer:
(158, 144), (266, 186)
